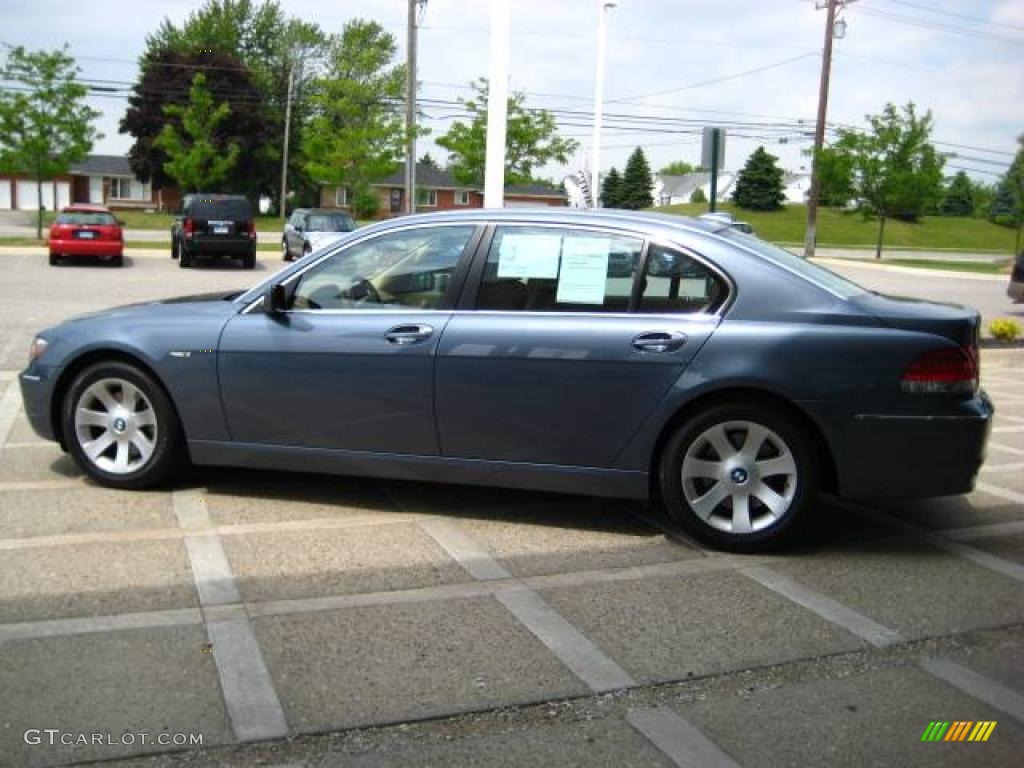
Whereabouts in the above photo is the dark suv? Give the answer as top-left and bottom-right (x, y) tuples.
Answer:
(171, 194), (257, 269)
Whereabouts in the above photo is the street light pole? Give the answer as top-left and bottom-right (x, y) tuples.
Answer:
(279, 64), (293, 220)
(404, 0), (424, 214)
(591, 1), (617, 208)
(484, 0), (510, 208)
(804, 0), (839, 258)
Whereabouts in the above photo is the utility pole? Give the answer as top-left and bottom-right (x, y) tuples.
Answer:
(405, 1), (425, 215)
(279, 64), (294, 220)
(804, 0), (844, 258)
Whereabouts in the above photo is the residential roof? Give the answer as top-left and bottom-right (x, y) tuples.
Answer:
(504, 182), (567, 198)
(69, 154), (133, 176)
(372, 163), (469, 190)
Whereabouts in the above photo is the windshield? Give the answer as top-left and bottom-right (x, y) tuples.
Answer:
(721, 230), (867, 299)
(190, 199), (251, 220)
(306, 214), (354, 232)
(56, 212), (116, 226)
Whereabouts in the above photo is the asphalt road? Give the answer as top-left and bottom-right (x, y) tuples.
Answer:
(0, 250), (1022, 767)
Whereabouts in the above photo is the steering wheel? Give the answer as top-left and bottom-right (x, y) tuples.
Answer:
(345, 277), (382, 305)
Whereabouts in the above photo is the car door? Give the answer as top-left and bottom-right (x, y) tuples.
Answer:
(434, 225), (727, 468)
(218, 223), (481, 454)
(284, 212), (301, 255)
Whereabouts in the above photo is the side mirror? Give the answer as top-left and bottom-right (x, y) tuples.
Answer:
(266, 283), (288, 313)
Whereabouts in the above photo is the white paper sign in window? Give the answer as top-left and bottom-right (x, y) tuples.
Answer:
(556, 237), (610, 304)
(497, 234), (562, 279)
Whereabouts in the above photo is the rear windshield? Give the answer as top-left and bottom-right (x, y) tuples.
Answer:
(720, 230), (867, 299)
(56, 212), (116, 226)
(189, 198), (252, 220)
(306, 214), (354, 232)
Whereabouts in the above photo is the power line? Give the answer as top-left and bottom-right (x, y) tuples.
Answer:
(855, 6), (1024, 46)
(875, 0), (1024, 33)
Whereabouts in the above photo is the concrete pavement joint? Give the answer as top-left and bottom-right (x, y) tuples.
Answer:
(0, 608), (203, 643)
(980, 462), (1024, 473)
(172, 488), (289, 743)
(740, 565), (902, 648)
(975, 481), (1024, 506)
(0, 377), (23, 448)
(626, 706), (743, 768)
(921, 658), (1024, 724)
(988, 441), (1024, 457)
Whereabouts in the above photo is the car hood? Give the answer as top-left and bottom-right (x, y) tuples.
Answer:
(62, 290), (245, 324)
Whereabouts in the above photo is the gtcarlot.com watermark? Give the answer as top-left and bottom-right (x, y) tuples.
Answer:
(24, 729), (203, 747)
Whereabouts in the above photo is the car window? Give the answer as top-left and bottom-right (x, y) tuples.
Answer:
(477, 226), (643, 313)
(637, 245), (728, 314)
(306, 214), (354, 232)
(291, 225), (476, 311)
(721, 229), (865, 299)
(56, 212), (116, 226)
(189, 198), (252, 220)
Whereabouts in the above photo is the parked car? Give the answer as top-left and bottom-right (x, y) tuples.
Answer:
(171, 193), (257, 269)
(698, 211), (755, 234)
(48, 205), (123, 267)
(1009, 250), (1024, 302)
(20, 209), (991, 551)
(282, 208), (356, 261)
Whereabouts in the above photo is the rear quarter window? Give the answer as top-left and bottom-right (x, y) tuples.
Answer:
(56, 212), (116, 226)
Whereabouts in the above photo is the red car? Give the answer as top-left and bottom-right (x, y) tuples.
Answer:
(48, 204), (124, 266)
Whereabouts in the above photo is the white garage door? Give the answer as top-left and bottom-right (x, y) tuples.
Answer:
(0, 180), (11, 210)
(15, 180), (60, 211)
(56, 181), (70, 210)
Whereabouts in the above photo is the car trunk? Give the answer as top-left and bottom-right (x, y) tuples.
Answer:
(850, 292), (981, 350)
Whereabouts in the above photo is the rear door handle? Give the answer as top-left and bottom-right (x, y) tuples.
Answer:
(632, 331), (687, 353)
(384, 324), (435, 345)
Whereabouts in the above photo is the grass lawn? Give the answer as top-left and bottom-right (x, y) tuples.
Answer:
(651, 203), (1020, 254)
(0, 237), (282, 252)
(39, 210), (297, 233)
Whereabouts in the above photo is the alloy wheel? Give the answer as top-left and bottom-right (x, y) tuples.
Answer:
(680, 420), (798, 534)
(73, 377), (158, 475)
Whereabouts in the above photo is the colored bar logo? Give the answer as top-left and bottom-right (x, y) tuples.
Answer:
(921, 721), (997, 742)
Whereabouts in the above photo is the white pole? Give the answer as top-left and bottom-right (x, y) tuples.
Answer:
(484, 0), (510, 208)
(591, 1), (614, 208)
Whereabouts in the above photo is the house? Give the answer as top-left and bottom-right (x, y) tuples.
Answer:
(320, 162), (567, 217)
(652, 172), (738, 207)
(781, 172), (811, 205)
(0, 154), (178, 212)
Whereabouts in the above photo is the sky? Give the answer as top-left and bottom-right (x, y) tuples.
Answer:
(1, 0), (1022, 183)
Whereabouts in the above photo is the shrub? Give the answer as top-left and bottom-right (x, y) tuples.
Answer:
(690, 187), (707, 204)
(352, 187), (380, 219)
(988, 318), (1021, 341)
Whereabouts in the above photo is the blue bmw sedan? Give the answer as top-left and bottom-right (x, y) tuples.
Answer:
(19, 210), (992, 550)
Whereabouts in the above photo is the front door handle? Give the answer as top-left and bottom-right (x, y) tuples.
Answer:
(632, 331), (687, 353)
(384, 324), (435, 345)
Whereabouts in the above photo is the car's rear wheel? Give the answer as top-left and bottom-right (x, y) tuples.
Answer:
(179, 247), (192, 268)
(171, 237), (178, 259)
(62, 362), (186, 489)
(659, 403), (817, 552)
(49, 253), (59, 266)
(303, 242), (312, 257)
(243, 250), (256, 269)
(281, 239), (291, 261)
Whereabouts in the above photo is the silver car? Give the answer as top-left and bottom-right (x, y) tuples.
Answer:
(282, 208), (356, 261)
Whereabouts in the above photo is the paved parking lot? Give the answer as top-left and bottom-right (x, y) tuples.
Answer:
(1, 252), (1023, 767)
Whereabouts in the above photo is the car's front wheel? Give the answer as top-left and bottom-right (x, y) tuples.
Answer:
(659, 403), (817, 551)
(171, 237), (179, 259)
(281, 239), (291, 261)
(62, 362), (186, 489)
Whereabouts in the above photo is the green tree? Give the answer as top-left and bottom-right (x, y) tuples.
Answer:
(141, 0), (327, 209)
(732, 146), (785, 211)
(940, 171), (974, 217)
(437, 78), (578, 188)
(301, 20), (407, 208)
(153, 73), (240, 192)
(0, 46), (100, 238)
(832, 102), (945, 258)
(121, 48), (269, 198)
(690, 187), (707, 204)
(419, 152), (439, 169)
(660, 160), (695, 176)
(989, 135), (1024, 253)
(813, 145), (855, 207)
(601, 166), (623, 208)
(971, 179), (995, 219)
(620, 147), (654, 210)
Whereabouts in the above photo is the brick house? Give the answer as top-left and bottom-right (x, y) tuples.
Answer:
(0, 154), (180, 212)
(320, 162), (566, 217)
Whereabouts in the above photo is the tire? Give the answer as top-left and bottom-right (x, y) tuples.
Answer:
(282, 239), (292, 261)
(659, 402), (818, 552)
(112, 254), (124, 267)
(171, 237), (179, 259)
(49, 253), (59, 266)
(303, 243), (312, 257)
(243, 250), (256, 269)
(179, 247), (192, 268)
(62, 361), (186, 490)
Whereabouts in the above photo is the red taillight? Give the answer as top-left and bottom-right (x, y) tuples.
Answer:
(247, 220), (256, 238)
(901, 347), (977, 394)
(183, 218), (194, 236)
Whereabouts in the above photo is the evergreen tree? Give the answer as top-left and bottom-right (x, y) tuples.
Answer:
(732, 146), (785, 211)
(940, 171), (974, 216)
(601, 166), (623, 208)
(419, 152), (439, 169)
(989, 135), (1023, 254)
(620, 147), (654, 210)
